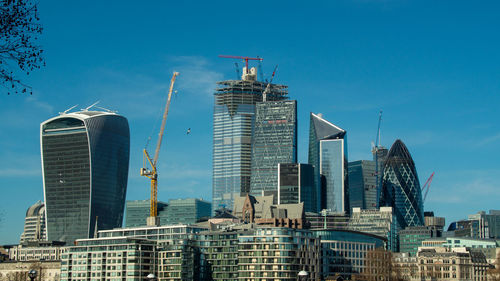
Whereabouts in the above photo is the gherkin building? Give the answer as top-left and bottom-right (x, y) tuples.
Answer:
(379, 139), (424, 230)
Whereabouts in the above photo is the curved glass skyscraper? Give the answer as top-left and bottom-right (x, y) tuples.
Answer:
(41, 110), (129, 243)
(379, 139), (424, 229)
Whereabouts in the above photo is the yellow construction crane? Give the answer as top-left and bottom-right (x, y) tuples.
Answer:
(140, 71), (179, 226)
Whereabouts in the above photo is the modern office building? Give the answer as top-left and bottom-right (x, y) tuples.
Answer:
(399, 226), (439, 256)
(41, 109), (130, 243)
(125, 200), (169, 227)
(277, 163), (315, 212)
(19, 200), (46, 243)
(308, 112), (348, 213)
(348, 207), (398, 251)
(348, 160), (376, 210)
(424, 211), (446, 235)
(250, 100), (297, 202)
(212, 67), (288, 213)
(372, 146), (388, 206)
(313, 229), (386, 280)
(165, 198), (212, 225)
(467, 210), (500, 239)
(379, 139), (424, 230)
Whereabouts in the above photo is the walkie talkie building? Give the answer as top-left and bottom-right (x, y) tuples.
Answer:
(379, 139), (424, 230)
(41, 109), (129, 243)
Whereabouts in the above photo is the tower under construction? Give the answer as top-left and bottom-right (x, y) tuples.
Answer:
(212, 66), (288, 213)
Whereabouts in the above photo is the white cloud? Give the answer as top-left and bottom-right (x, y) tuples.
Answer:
(477, 132), (500, 147)
(169, 56), (224, 99)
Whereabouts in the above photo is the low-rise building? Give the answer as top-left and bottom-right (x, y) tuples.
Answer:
(314, 229), (385, 280)
(8, 241), (65, 262)
(0, 260), (60, 281)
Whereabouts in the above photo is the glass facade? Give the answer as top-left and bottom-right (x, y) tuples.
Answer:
(125, 200), (168, 227)
(348, 160), (376, 210)
(308, 113), (348, 213)
(41, 111), (129, 243)
(313, 229), (385, 279)
(278, 163), (315, 212)
(379, 139), (424, 230)
(212, 79), (287, 213)
(250, 100), (297, 201)
(165, 198), (211, 225)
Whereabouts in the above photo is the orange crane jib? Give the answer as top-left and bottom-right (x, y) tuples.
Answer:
(218, 55), (263, 70)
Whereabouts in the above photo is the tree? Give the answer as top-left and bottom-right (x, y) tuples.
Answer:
(0, 0), (44, 95)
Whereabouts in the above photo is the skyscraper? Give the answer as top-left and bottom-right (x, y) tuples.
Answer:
(41, 109), (129, 243)
(250, 100), (297, 201)
(308, 113), (349, 213)
(379, 139), (424, 230)
(277, 163), (315, 212)
(212, 67), (287, 213)
(348, 160), (377, 210)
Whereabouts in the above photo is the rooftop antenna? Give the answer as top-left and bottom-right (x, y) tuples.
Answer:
(59, 104), (78, 115)
(95, 106), (117, 113)
(82, 101), (100, 111)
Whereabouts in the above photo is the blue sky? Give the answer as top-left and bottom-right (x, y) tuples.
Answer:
(1, 0), (499, 244)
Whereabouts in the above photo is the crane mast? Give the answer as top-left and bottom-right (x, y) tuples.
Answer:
(140, 71), (179, 226)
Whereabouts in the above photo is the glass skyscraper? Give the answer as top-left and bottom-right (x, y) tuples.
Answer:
(379, 139), (424, 230)
(212, 70), (287, 213)
(250, 100), (297, 201)
(348, 160), (377, 210)
(41, 110), (129, 243)
(277, 163), (315, 212)
(308, 113), (349, 213)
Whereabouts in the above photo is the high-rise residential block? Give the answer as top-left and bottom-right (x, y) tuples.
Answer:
(19, 201), (46, 243)
(308, 113), (349, 213)
(41, 109), (129, 243)
(348, 160), (376, 210)
(212, 67), (287, 213)
(379, 139), (424, 230)
(250, 100), (297, 201)
(277, 163), (315, 212)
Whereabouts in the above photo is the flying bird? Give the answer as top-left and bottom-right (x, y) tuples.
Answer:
(186, 128), (191, 135)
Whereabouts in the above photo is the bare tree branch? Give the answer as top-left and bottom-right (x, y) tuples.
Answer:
(0, 0), (44, 95)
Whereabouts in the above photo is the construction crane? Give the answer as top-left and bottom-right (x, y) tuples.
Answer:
(372, 110), (383, 191)
(140, 71), (179, 226)
(421, 172), (435, 202)
(218, 55), (263, 75)
(262, 65), (278, 101)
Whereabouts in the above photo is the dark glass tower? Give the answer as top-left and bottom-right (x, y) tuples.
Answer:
(348, 160), (376, 210)
(379, 139), (424, 229)
(278, 163), (315, 212)
(308, 113), (349, 214)
(41, 110), (129, 243)
(212, 68), (288, 213)
(250, 100), (297, 201)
